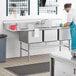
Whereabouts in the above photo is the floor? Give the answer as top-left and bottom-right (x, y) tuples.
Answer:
(0, 42), (71, 76)
(0, 54), (50, 76)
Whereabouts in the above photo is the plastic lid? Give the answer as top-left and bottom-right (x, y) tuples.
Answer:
(0, 34), (7, 38)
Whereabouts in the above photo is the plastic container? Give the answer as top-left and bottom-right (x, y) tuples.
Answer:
(0, 34), (7, 62)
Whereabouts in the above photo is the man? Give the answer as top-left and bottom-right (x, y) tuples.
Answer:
(64, 3), (76, 26)
(64, 3), (76, 57)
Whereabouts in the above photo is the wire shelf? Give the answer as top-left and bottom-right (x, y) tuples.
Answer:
(7, 0), (29, 16)
(38, 0), (58, 15)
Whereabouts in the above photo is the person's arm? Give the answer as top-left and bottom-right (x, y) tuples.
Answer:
(64, 22), (71, 27)
(64, 12), (73, 27)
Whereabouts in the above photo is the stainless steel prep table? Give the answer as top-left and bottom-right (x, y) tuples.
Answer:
(3, 20), (71, 61)
(50, 51), (76, 76)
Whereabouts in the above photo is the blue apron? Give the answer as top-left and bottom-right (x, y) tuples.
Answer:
(70, 21), (76, 50)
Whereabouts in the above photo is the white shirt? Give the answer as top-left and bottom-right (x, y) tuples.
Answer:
(67, 9), (76, 24)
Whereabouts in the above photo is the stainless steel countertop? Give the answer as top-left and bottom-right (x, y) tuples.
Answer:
(6, 26), (70, 32)
(50, 51), (76, 66)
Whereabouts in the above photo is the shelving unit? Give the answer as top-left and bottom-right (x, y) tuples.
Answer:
(6, 0), (30, 16)
(38, 0), (58, 15)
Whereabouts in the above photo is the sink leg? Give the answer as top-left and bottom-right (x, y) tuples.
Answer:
(59, 41), (61, 51)
(69, 40), (71, 51)
(28, 43), (30, 62)
(50, 58), (55, 76)
(20, 41), (22, 57)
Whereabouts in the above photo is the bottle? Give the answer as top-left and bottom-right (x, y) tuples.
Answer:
(60, 23), (65, 28)
(16, 21), (19, 31)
